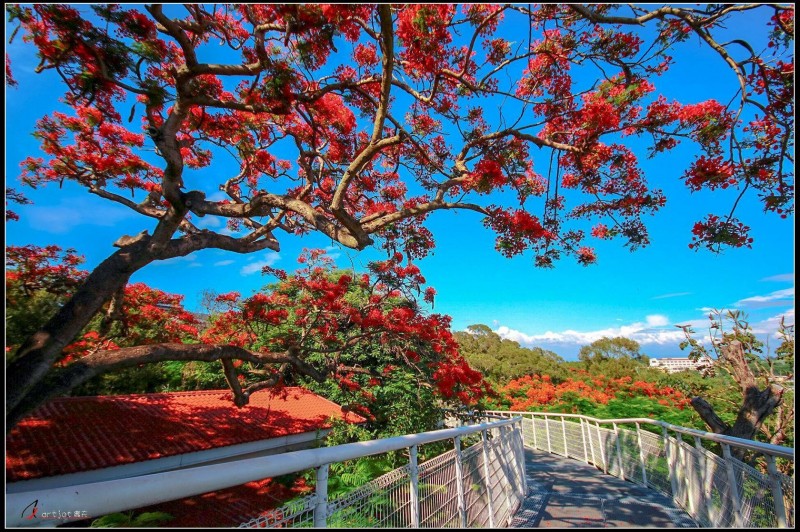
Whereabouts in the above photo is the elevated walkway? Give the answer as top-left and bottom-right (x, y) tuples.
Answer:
(6, 413), (793, 528)
(512, 449), (696, 527)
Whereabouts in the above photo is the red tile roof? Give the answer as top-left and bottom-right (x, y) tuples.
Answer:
(6, 387), (364, 482)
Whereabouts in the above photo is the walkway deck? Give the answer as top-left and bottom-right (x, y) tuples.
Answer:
(511, 449), (697, 528)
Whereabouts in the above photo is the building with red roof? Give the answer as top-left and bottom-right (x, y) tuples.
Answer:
(6, 387), (364, 526)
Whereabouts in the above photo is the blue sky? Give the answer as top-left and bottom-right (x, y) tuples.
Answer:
(5, 6), (794, 361)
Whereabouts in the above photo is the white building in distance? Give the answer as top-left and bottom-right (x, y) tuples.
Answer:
(649, 356), (714, 373)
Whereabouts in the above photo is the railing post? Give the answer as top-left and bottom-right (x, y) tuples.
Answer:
(409, 445), (420, 528)
(693, 436), (711, 526)
(499, 427), (513, 519)
(579, 418), (589, 463)
(676, 433), (694, 515)
(515, 421), (528, 494)
(596, 421), (607, 474)
(765, 454), (788, 528)
(700, 438), (721, 527)
(531, 415), (538, 450)
(721, 443), (744, 527)
(454, 436), (468, 528)
(587, 418), (597, 467)
(613, 423), (625, 481)
(561, 416), (569, 458)
(482, 429), (496, 528)
(663, 427), (679, 501)
(636, 423), (648, 487)
(544, 414), (552, 454)
(453, 436), (467, 528)
(313, 464), (329, 528)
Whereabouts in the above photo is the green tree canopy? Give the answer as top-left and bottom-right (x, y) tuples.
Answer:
(455, 325), (567, 384)
(578, 336), (646, 363)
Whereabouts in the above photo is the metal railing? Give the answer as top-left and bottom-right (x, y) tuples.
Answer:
(485, 410), (795, 528)
(7, 409), (792, 528)
(238, 417), (526, 528)
(5, 417), (526, 528)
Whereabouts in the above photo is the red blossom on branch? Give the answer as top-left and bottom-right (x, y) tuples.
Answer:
(200, 250), (490, 407)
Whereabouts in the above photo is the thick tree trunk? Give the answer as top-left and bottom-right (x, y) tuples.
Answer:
(6, 240), (157, 420)
(690, 340), (785, 460)
(6, 192), (281, 430)
(729, 384), (785, 438)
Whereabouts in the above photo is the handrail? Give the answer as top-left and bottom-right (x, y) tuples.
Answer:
(6, 417), (521, 527)
(485, 409), (794, 528)
(484, 410), (795, 459)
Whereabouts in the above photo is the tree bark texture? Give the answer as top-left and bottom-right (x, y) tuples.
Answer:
(691, 341), (785, 459)
(7, 240), (158, 420)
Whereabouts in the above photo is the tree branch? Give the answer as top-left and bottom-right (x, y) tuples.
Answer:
(8, 343), (329, 430)
(690, 396), (730, 434)
(362, 200), (490, 233)
(191, 193), (361, 249)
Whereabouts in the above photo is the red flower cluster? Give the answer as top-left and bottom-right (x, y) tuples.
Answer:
(6, 245), (87, 300)
(689, 214), (753, 251)
(20, 105), (162, 194)
(201, 250), (491, 406)
(591, 224), (609, 239)
(396, 5), (456, 79)
(499, 373), (690, 412)
(465, 158), (506, 193)
(683, 156), (737, 191)
(61, 331), (119, 366)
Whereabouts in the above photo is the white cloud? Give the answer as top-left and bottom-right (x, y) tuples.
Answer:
(651, 292), (692, 300)
(240, 252), (280, 276)
(646, 314), (669, 327)
(751, 308), (795, 335)
(760, 273), (794, 283)
(151, 255), (200, 267)
(495, 316), (686, 349)
(322, 245), (342, 261)
(206, 191), (230, 202)
(493, 306), (795, 360)
(25, 199), (136, 234)
(734, 288), (794, 309)
(214, 260), (235, 267)
(194, 216), (223, 230)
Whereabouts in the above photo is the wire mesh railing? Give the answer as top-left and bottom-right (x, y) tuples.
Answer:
(238, 417), (526, 528)
(5, 417), (525, 528)
(7, 409), (791, 528)
(485, 410), (794, 528)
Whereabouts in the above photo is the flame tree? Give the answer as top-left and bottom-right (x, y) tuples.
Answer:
(6, 5), (794, 428)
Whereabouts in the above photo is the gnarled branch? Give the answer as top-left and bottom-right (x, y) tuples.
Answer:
(7, 343), (328, 431)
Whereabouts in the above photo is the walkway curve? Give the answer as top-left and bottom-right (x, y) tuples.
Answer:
(511, 449), (697, 528)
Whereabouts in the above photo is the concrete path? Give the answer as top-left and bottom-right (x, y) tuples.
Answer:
(511, 449), (697, 528)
